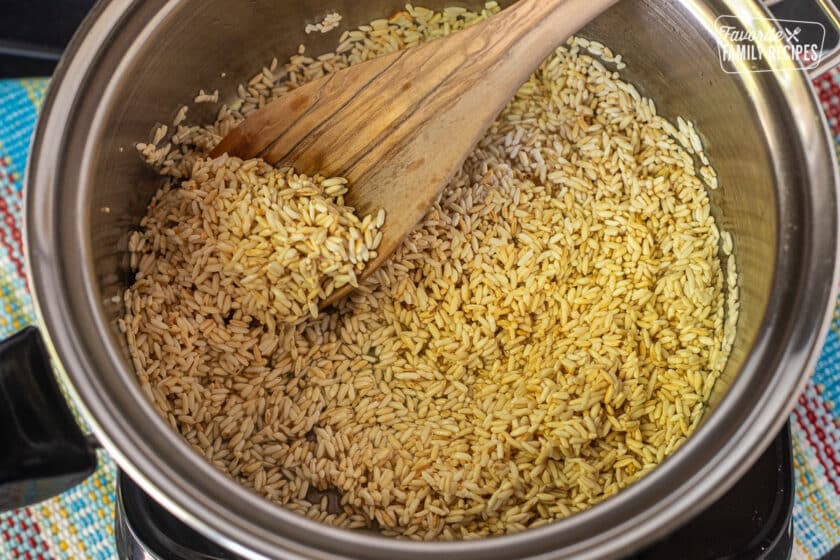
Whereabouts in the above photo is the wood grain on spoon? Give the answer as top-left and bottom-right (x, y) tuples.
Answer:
(210, 0), (617, 307)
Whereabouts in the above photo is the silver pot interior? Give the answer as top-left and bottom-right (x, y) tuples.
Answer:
(91, 0), (774, 410)
(26, 0), (837, 558)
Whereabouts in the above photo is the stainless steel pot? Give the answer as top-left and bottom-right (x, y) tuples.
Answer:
(16, 0), (840, 558)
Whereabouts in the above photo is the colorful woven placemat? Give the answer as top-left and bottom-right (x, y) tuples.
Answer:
(793, 70), (840, 560)
(2, 71), (840, 558)
(0, 79), (117, 560)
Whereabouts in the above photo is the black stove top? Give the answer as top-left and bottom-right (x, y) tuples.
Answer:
(114, 426), (794, 559)
(630, 426), (793, 560)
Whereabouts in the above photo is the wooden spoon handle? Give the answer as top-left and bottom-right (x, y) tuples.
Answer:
(457, 0), (619, 90)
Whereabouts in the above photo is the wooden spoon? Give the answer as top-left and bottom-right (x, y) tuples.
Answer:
(211, 0), (617, 306)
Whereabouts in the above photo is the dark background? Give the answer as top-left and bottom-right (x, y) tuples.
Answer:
(0, 0), (95, 77)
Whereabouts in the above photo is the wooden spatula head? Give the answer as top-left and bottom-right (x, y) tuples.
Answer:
(210, 0), (618, 307)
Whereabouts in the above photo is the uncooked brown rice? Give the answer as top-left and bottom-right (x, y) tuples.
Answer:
(306, 11), (343, 34)
(126, 157), (383, 326)
(121, 1), (739, 541)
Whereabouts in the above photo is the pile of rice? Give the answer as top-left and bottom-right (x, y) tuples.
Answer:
(126, 157), (383, 327)
(122, 2), (739, 541)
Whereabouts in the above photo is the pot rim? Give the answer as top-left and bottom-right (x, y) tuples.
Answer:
(23, 0), (840, 558)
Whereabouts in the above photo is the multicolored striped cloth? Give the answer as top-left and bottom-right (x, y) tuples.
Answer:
(794, 70), (840, 560)
(2, 70), (840, 558)
(0, 79), (117, 560)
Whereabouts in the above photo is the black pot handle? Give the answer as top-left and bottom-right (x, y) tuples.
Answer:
(0, 326), (97, 510)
